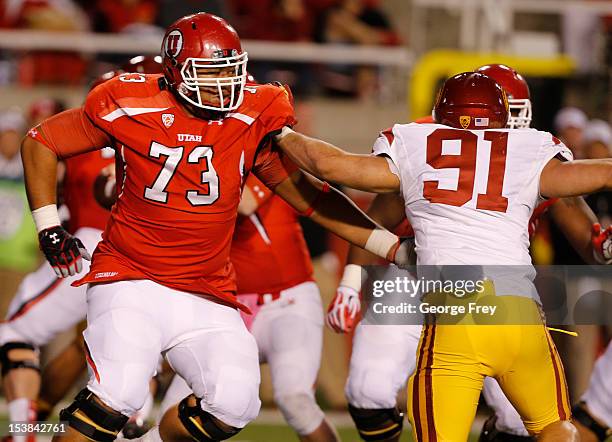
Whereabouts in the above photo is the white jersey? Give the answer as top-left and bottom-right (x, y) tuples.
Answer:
(373, 123), (572, 297)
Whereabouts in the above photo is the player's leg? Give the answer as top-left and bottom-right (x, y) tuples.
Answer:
(258, 282), (338, 442)
(572, 341), (612, 442)
(157, 295), (261, 442)
(345, 323), (421, 442)
(479, 377), (533, 441)
(495, 325), (577, 441)
(407, 323), (486, 442)
(37, 332), (87, 421)
(156, 375), (193, 423)
(54, 280), (164, 442)
(141, 375), (192, 442)
(0, 270), (88, 440)
(0, 228), (100, 437)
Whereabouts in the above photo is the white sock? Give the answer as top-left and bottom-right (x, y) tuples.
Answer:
(8, 397), (34, 422)
(8, 398), (35, 442)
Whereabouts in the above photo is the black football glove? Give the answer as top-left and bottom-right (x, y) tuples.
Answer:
(38, 226), (91, 278)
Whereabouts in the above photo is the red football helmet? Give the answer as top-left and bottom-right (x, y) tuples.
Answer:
(161, 13), (248, 112)
(477, 64), (531, 129)
(433, 72), (509, 130)
(121, 55), (163, 74)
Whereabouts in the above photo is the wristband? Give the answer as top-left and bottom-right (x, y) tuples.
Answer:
(32, 204), (61, 233)
(365, 228), (399, 260)
(339, 264), (367, 293)
(275, 126), (294, 141)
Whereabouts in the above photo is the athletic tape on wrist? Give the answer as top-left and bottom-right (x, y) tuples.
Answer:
(365, 228), (399, 261)
(339, 264), (367, 293)
(32, 204), (61, 233)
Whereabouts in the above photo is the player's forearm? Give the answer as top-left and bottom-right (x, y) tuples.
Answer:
(310, 189), (400, 261)
(551, 197), (598, 264)
(276, 130), (399, 193)
(310, 189), (379, 251)
(541, 159), (612, 198)
(21, 136), (59, 211)
(276, 172), (404, 262)
(346, 192), (407, 266)
(276, 130), (351, 183)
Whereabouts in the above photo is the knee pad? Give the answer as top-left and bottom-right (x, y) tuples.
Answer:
(573, 402), (611, 442)
(178, 395), (242, 442)
(479, 416), (534, 442)
(275, 392), (325, 436)
(348, 404), (404, 441)
(199, 370), (260, 427)
(0, 342), (40, 376)
(59, 388), (129, 442)
(345, 367), (398, 409)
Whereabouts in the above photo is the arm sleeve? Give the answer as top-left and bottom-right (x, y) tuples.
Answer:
(28, 108), (112, 159)
(252, 141), (299, 190)
(535, 132), (574, 200)
(371, 125), (418, 203)
(371, 129), (401, 179)
(260, 84), (298, 135)
(537, 132), (574, 172)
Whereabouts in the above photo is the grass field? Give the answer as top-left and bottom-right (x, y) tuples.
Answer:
(0, 407), (483, 441)
(237, 423), (480, 442)
(237, 410), (483, 441)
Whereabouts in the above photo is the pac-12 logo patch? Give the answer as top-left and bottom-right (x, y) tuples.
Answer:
(162, 113), (175, 128)
(459, 116), (471, 129)
(164, 30), (183, 58)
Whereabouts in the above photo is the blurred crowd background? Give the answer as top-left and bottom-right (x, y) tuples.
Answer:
(0, 0), (611, 414)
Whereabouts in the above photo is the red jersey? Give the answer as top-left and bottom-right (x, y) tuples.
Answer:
(30, 74), (296, 311)
(231, 175), (312, 294)
(63, 147), (114, 233)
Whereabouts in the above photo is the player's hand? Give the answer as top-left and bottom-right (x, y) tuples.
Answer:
(326, 285), (361, 333)
(38, 226), (91, 278)
(391, 236), (416, 267)
(592, 223), (612, 264)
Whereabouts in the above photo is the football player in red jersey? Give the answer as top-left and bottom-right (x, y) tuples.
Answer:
(0, 138), (112, 442)
(21, 13), (409, 442)
(0, 57), (163, 442)
(157, 173), (339, 442)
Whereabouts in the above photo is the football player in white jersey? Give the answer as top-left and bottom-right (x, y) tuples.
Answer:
(326, 64), (612, 442)
(271, 70), (612, 441)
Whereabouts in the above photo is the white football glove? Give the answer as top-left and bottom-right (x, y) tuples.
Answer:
(326, 285), (361, 333)
(592, 223), (612, 264)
